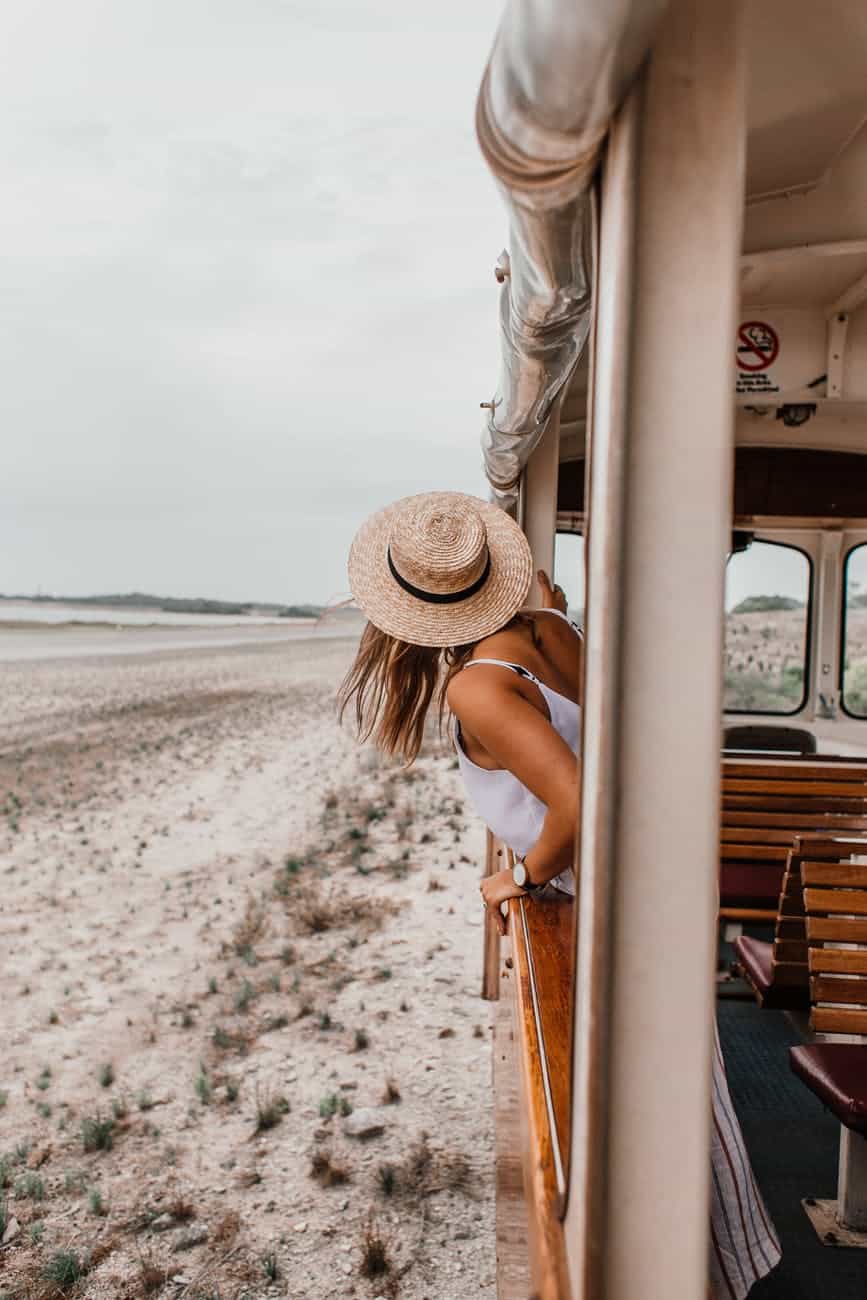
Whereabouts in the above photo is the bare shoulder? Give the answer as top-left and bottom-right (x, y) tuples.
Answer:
(534, 608), (583, 641)
(445, 662), (521, 721)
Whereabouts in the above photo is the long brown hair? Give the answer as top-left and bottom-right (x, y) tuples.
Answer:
(337, 615), (538, 764)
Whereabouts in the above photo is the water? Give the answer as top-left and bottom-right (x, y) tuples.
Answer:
(0, 599), (306, 627)
(0, 600), (364, 662)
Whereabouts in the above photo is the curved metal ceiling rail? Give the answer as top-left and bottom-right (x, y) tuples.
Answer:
(475, 0), (668, 510)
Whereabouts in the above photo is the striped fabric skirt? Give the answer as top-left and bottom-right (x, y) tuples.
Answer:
(710, 1023), (781, 1298)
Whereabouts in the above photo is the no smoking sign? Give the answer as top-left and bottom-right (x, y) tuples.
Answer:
(736, 320), (779, 372)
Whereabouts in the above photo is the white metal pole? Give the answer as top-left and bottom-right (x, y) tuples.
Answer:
(565, 1), (746, 1296)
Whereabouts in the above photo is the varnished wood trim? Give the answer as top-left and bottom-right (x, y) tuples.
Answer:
(812, 1006), (867, 1035)
(810, 975), (867, 1006)
(805, 888), (867, 916)
(517, 898), (567, 1201)
(507, 893), (571, 1300)
(810, 949), (867, 975)
(807, 916), (867, 943)
(802, 861), (867, 888)
(719, 906), (776, 923)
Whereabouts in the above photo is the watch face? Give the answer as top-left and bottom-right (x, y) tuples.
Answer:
(513, 861), (527, 888)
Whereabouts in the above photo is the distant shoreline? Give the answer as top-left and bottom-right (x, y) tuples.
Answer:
(0, 601), (365, 663)
(0, 591), (324, 618)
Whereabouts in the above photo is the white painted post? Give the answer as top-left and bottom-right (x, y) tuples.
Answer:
(565, 0), (746, 1296)
(838, 1126), (867, 1231)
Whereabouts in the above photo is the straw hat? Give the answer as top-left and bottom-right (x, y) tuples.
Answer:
(348, 491), (533, 648)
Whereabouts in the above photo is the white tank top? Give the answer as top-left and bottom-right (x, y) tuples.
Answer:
(453, 611), (581, 897)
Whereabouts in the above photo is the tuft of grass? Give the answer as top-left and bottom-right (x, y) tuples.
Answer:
(64, 1168), (87, 1193)
(16, 1171), (45, 1200)
(0, 1089), (7, 1109)
(137, 1090), (155, 1112)
(318, 1091), (353, 1119)
(317, 1011), (333, 1031)
(168, 1196), (194, 1222)
(89, 1187), (107, 1216)
(280, 944), (296, 965)
(213, 1209), (240, 1242)
(99, 1063), (115, 1089)
(42, 1250), (85, 1288)
(359, 1216), (391, 1278)
(309, 1150), (350, 1187)
(254, 1089), (290, 1135)
(382, 1078), (401, 1104)
(112, 1095), (129, 1119)
(207, 976), (218, 995)
(36, 1066), (52, 1091)
(81, 1113), (114, 1153)
(234, 980), (256, 1013)
(195, 1066), (212, 1106)
(137, 1255), (167, 1295)
(377, 1163), (396, 1197)
(262, 1252), (279, 1281)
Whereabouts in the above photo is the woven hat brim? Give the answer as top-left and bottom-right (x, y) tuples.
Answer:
(347, 493), (533, 648)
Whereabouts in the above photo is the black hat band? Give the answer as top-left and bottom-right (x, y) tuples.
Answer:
(387, 545), (491, 605)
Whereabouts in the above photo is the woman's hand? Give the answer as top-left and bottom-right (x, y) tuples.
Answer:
(480, 868), (526, 935)
(538, 569), (568, 614)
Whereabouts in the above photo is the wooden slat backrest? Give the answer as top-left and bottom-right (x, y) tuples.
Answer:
(723, 795), (867, 814)
(721, 760), (867, 822)
(719, 819), (867, 917)
(723, 758), (867, 782)
(724, 778), (867, 796)
(763, 837), (867, 1001)
(802, 848), (867, 1036)
(723, 811), (867, 830)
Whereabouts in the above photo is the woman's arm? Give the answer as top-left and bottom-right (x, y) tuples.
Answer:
(447, 668), (580, 932)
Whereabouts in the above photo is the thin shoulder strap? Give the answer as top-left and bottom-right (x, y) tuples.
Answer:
(537, 607), (583, 637)
(463, 658), (544, 688)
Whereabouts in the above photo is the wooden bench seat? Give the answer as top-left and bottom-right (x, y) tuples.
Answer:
(733, 835), (867, 1008)
(720, 758), (867, 918)
(789, 861), (867, 1238)
(790, 1045), (867, 1136)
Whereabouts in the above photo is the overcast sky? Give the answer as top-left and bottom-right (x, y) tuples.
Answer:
(1, 0), (506, 604)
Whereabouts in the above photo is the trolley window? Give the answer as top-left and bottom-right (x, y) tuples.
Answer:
(842, 543), (867, 718)
(554, 531), (585, 622)
(724, 540), (811, 714)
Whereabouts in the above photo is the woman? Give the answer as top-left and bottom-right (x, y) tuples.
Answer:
(340, 489), (780, 1299)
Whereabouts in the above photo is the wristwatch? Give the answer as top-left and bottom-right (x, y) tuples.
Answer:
(512, 857), (542, 893)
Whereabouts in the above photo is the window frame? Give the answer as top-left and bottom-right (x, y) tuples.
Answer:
(723, 538), (813, 718)
(840, 541), (867, 720)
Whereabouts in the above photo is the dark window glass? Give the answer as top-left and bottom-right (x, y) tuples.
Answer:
(842, 544), (867, 718)
(724, 540), (810, 714)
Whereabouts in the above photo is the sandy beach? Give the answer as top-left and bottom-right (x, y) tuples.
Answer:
(0, 628), (495, 1299)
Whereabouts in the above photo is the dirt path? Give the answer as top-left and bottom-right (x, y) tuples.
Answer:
(0, 635), (495, 1299)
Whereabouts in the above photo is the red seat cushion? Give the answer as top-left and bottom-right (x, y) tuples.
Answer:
(734, 935), (772, 998)
(732, 935), (809, 1009)
(721, 863), (784, 905)
(790, 1044), (867, 1134)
